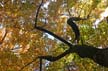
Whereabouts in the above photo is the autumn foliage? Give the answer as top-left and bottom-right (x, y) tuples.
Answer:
(0, 0), (108, 71)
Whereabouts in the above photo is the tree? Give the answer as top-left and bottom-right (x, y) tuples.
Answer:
(0, 0), (108, 71)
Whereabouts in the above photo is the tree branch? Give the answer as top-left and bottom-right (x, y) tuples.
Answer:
(34, 0), (73, 47)
(34, 0), (108, 69)
(67, 18), (80, 43)
(19, 57), (38, 71)
(35, 0), (44, 27)
(19, 0), (44, 71)
(0, 28), (7, 44)
(35, 26), (73, 47)
(38, 49), (71, 62)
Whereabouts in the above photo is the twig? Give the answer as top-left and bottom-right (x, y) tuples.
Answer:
(19, 57), (38, 71)
(66, 0), (71, 16)
(35, 0), (44, 27)
(0, 28), (7, 44)
(40, 58), (42, 71)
